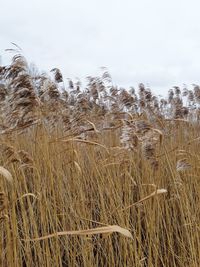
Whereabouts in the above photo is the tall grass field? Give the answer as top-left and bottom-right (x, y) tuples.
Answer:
(0, 52), (200, 266)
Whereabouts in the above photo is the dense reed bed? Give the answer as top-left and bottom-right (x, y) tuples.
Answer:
(0, 52), (200, 266)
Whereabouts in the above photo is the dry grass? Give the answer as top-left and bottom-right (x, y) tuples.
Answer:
(0, 52), (200, 266)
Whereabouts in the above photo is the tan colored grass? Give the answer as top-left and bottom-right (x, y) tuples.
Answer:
(24, 225), (133, 241)
(0, 53), (200, 266)
(0, 166), (13, 183)
(121, 188), (167, 211)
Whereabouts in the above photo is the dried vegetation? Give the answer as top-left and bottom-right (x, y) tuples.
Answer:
(0, 52), (200, 266)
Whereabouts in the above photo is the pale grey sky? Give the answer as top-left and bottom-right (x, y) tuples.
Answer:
(1, 0), (200, 94)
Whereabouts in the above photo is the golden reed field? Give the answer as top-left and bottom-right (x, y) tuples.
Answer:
(0, 51), (200, 266)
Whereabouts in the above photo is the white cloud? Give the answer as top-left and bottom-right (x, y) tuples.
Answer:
(1, 0), (200, 94)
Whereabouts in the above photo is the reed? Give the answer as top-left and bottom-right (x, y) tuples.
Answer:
(0, 52), (199, 266)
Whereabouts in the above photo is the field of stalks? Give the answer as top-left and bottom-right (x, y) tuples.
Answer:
(0, 53), (200, 267)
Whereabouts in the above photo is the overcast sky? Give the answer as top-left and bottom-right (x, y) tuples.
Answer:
(1, 0), (200, 95)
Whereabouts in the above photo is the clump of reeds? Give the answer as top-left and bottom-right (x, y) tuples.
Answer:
(0, 51), (199, 266)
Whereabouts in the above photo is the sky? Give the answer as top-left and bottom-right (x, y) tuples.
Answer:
(1, 0), (200, 95)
